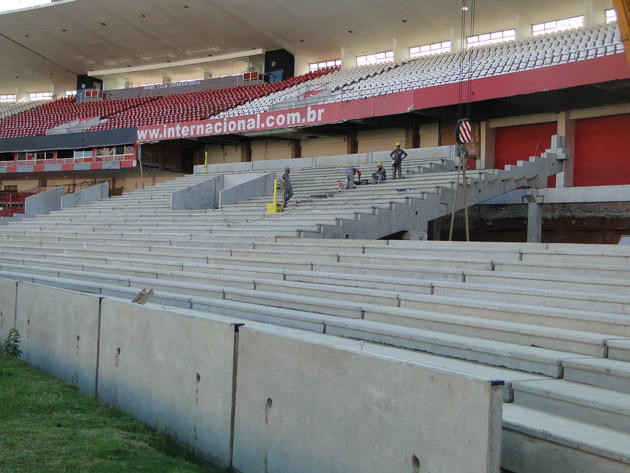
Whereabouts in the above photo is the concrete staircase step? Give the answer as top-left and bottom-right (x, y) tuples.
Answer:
(511, 378), (630, 431)
(562, 358), (630, 393)
(502, 405), (630, 473)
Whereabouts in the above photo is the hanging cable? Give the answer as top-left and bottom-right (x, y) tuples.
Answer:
(449, 0), (475, 242)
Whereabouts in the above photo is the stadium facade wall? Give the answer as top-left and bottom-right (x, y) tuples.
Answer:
(0, 280), (504, 473)
(300, 135), (349, 158)
(251, 139), (293, 161)
(357, 128), (408, 152)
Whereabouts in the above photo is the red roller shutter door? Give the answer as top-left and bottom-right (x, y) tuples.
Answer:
(573, 114), (630, 187)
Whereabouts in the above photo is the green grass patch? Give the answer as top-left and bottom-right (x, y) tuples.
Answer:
(0, 354), (227, 473)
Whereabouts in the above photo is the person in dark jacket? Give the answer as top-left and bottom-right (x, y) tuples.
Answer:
(281, 167), (293, 206)
(390, 142), (408, 180)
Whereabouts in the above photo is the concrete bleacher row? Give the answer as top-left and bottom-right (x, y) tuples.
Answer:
(0, 145), (627, 472)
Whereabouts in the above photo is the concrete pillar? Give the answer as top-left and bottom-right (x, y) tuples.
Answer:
(584, 0), (599, 27)
(16, 88), (29, 103)
(450, 27), (463, 53)
(341, 47), (355, 69)
(347, 133), (358, 154)
(241, 141), (252, 162)
(479, 121), (496, 169)
(290, 140), (301, 159)
(527, 201), (542, 242)
(515, 15), (531, 41)
(393, 38), (408, 63)
(556, 112), (575, 188)
(429, 218), (442, 240)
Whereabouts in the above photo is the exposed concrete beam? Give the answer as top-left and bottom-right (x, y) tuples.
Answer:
(488, 113), (558, 128)
(89, 49), (264, 77)
(568, 102), (630, 120)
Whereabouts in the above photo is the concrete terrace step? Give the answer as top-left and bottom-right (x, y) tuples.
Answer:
(0, 243), (627, 296)
(0, 253), (627, 337)
(511, 378), (630, 431)
(502, 405), (630, 473)
(562, 358), (630, 393)
(0, 268), (594, 378)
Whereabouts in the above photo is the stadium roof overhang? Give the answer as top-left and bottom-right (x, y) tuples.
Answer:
(0, 0), (613, 92)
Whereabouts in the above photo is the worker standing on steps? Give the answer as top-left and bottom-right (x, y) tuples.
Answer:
(345, 166), (361, 189)
(390, 142), (408, 180)
(372, 161), (386, 184)
(281, 167), (293, 207)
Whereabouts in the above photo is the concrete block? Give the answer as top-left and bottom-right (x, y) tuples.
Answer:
(0, 278), (17, 340)
(61, 182), (109, 210)
(24, 186), (64, 217)
(15, 282), (100, 395)
(232, 325), (503, 473)
(172, 176), (221, 210)
(97, 299), (238, 466)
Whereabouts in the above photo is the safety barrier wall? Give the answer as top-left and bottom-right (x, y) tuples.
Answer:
(193, 145), (458, 175)
(219, 173), (275, 208)
(171, 176), (222, 210)
(61, 182), (109, 210)
(24, 186), (64, 217)
(0, 279), (503, 473)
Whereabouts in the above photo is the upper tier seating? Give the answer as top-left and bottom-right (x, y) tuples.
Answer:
(0, 96), (155, 138)
(327, 22), (623, 103)
(219, 62), (395, 117)
(0, 68), (337, 139)
(221, 23), (623, 115)
(0, 100), (50, 120)
(92, 67), (336, 131)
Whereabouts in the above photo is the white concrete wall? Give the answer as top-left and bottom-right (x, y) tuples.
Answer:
(15, 282), (101, 396)
(97, 300), (238, 466)
(0, 281), (503, 472)
(232, 325), (503, 473)
(61, 182), (109, 210)
(220, 173), (274, 207)
(0, 279), (17, 341)
(171, 176), (222, 210)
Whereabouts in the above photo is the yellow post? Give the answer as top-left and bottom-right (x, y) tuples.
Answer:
(204, 150), (208, 173)
(273, 179), (278, 204)
(266, 179), (283, 213)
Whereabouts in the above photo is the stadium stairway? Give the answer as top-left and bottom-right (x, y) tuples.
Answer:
(0, 145), (628, 472)
(210, 136), (567, 240)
